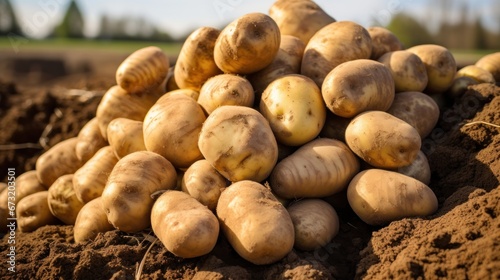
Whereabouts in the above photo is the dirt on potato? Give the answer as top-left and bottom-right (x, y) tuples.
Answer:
(0, 50), (499, 279)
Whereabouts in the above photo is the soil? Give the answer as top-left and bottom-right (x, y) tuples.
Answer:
(1, 50), (499, 280)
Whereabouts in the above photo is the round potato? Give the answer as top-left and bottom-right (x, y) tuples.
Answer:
(107, 118), (146, 159)
(14, 170), (47, 202)
(47, 174), (85, 225)
(378, 50), (428, 92)
(259, 74), (326, 146)
(475, 52), (500, 81)
(74, 197), (114, 243)
(456, 65), (495, 84)
(395, 150), (431, 185)
(75, 117), (108, 163)
(17, 191), (59, 232)
(367, 26), (404, 60)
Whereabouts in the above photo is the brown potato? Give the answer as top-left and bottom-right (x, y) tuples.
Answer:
(74, 197), (114, 243)
(319, 111), (351, 142)
(106, 118), (146, 159)
(446, 76), (478, 99)
(474, 52), (500, 81)
(367, 26), (404, 60)
(75, 118), (108, 163)
(17, 191), (59, 232)
(378, 50), (428, 93)
(456, 65), (495, 84)
(14, 170), (47, 202)
(395, 150), (431, 185)
(47, 174), (85, 225)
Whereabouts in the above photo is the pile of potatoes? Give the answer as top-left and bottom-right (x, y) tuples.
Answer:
(2, 0), (500, 266)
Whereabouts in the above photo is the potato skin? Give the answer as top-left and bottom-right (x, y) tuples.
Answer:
(75, 118), (108, 163)
(17, 191), (59, 232)
(395, 150), (431, 185)
(151, 191), (220, 258)
(74, 197), (114, 243)
(216, 180), (295, 265)
(367, 26), (403, 60)
(378, 50), (428, 93)
(456, 65), (495, 84)
(47, 174), (85, 225)
(475, 52), (500, 81)
(347, 169), (438, 226)
(14, 170), (47, 202)
(321, 59), (395, 118)
(345, 111), (421, 168)
(107, 118), (146, 159)
(270, 138), (359, 199)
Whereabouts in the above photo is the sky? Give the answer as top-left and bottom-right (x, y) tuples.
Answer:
(9, 0), (500, 39)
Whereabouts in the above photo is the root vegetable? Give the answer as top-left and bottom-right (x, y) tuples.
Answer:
(74, 197), (114, 243)
(75, 118), (108, 162)
(47, 174), (84, 225)
(106, 118), (146, 159)
(367, 26), (403, 60)
(456, 65), (495, 84)
(17, 191), (59, 232)
(378, 50), (428, 93)
(475, 52), (500, 81)
(395, 150), (431, 185)
(14, 170), (47, 202)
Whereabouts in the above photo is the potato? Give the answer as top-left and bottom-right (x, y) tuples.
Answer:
(197, 74), (255, 114)
(16, 191), (59, 232)
(367, 26), (404, 60)
(319, 111), (351, 142)
(321, 59), (395, 118)
(116, 46), (169, 95)
(107, 118), (146, 159)
(259, 74), (326, 146)
(216, 180), (295, 265)
(174, 27), (222, 91)
(386, 91), (440, 138)
(47, 174), (84, 225)
(395, 150), (431, 185)
(268, 0), (335, 44)
(301, 21), (372, 87)
(198, 106), (278, 182)
(181, 159), (228, 211)
(446, 76), (478, 99)
(151, 190), (219, 258)
(36, 137), (83, 187)
(143, 94), (206, 169)
(15, 170), (47, 202)
(75, 118), (108, 162)
(164, 88), (199, 101)
(214, 13), (281, 74)
(347, 169), (438, 226)
(73, 146), (119, 203)
(270, 138), (359, 199)
(475, 52), (500, 81)
(287, 199), (339, 251)
(74, 197), (114, 243)
(166, 66), (179, 91)
(456, 65), (495, 84)
(101, 151), (177, 233)
(378, 50), (428, 93)
(345, 111), (421, 168)
(407, 44), (457, 94)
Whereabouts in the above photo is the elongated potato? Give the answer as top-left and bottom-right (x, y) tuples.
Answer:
(259, 74), (326, 146)
(143, 94), (206, 169)
(270, 138), (359, 199)
(101, 151), (177, 233)
(75, 118), (108, 162)
(301, 21), (372, 87)
(198, 106), (278, 182)
(475, 52), (500, 81)
(73, 146), (119, 203)
(321, 59), (395, 118)
(151, 191), (220, 258)
(36, 137), (84, 187)
(395, 150), (431, 185)
(347, 169), (438, 226)
(47, 174), (85, 225)
(216, 180), (295, 265)
(346, 111), (421, 168)
(74, 197), (114, 243)
(378, 50), (428, 93)
(456, 65), (495, 84)
(367, 26), (403, 60)
(17, 191), (59, 232)
(174, 27), (222, 91)
(14, 170), (47, 203)
(107, 118), (146, 159)
(181, 159), (228, 211)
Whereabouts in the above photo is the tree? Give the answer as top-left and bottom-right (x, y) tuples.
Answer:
(54, 0), (85, 38)
(0, 0), (22, 36)
(386, 13), (435, 48)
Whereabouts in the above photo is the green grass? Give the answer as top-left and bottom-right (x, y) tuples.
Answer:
(450, 49), (498, 65)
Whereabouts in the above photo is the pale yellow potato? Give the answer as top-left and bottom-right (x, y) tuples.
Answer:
(197, 74), (255, 114)
(75, 117), (108, 163)
(395, 150), (431, 185)
(301, 21), (372, 87)
(259, 74), (326, 146)
(151, 191), (219, 258)
(456, 65), (495, 84)
(198, 106), (278, 182)
(214, 13), (281, 74)
(367, 26), (403, 60)
(378, 50), (428, 93)
(74, 197), (114, 243)
(14, 170), (47, 202)
(475, 52), (500, 81)
(143, 94), (206, 169)
(321, 59), (395, 118)
(164, 88), (200, 101)
(16, 191), (59, 232)
(347, 169), (438, 226)
(345, 111), (421, 168)
(270, 138), (359, 199)
(287, 199), (339, 251)
(47, 174), (85, 225)
(107, 118), (146, 159)
(216, 180), (295, 265)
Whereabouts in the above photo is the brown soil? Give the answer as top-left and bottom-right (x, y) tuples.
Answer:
(0, 50), (499, 279)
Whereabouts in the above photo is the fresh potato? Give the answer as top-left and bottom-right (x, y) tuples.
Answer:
(345, 111), (421, 168)
(174, 27), (222, 91)
(456, 65), (495, 84)
(164, 88), (200, 101)
(151, 190), (220, 258)
(73, 146), (119, 203)
(181, 159), (228, 211)
(268, 0), (335, 44)
(321, 59), (395, 118)
(101, 151), (177, 233)
(15, 170), (47, 202)
(259, 74), (326, 146)
(475, 52), (500, 81)
(47, 174), (84, 225)
(386, 91), (439, 138)
(287, 199), (339, 251)
(74, 197), (114, 243)
(36, 137), (84, 187)
(75, 117), (108, 162)
(107, 118), (146, 159)
(395, 150), (431, 185)
(347, 169), (438, 226)
(166, 66), (179, 91)
(198, 106), (278, 182)
(319, 111), (351, 142)
(197, 74), (255, 115)
(17, 191), (59, 232)
(216, 180), (295, 265)
(214, 13), (281, 74)
(301, 21), (372, 87)
(446, 76), (478, 99)
(143, 94), (206, 169)
(116, 46), (169, 95)
(407, 44), (457, 94)
(378, 50), (428, 93)
(367, 26), (404, 60)
(270, 138), (359, 199)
